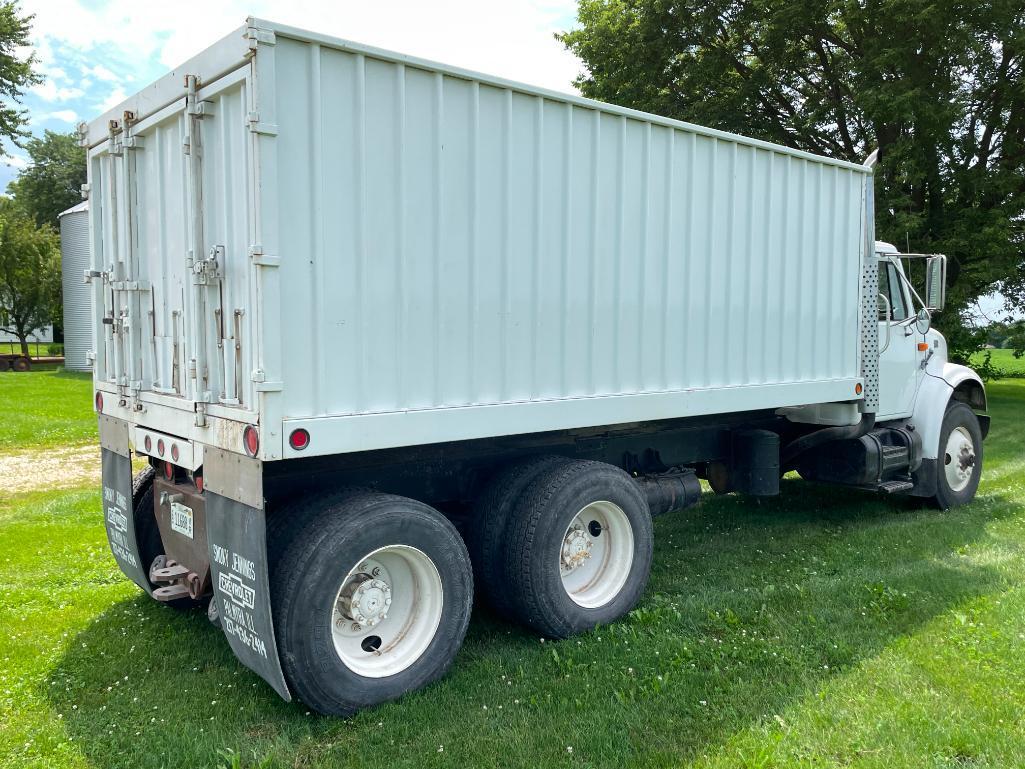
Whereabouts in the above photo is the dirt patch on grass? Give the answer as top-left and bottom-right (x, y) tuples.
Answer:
(0, 444), (101, 494)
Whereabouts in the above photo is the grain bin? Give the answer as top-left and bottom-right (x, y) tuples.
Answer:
(59, 199), (91, 371)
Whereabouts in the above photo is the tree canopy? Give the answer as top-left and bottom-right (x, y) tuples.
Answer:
(560, 0), (1025, 355)
(0, 1), (39, 156)
(7, 130), (87, 228)
(0, 200), (60, 357)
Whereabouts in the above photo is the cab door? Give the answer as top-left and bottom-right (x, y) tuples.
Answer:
(876, 256), (923, 418)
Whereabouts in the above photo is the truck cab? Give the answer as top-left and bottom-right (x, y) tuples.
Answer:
(874, 241), (988, 504)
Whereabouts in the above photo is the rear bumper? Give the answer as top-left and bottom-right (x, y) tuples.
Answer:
(93, 383), (253, 459)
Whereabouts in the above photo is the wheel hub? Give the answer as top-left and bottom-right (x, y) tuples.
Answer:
(339, 575), (392, 628)
(943, 426), (977, 493)
(958, 445), (976, 474)
(561, 526), (592, 572)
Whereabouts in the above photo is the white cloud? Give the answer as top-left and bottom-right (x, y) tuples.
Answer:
(87, 64), (119, 82)
(31, 80), (84, 102)
(97, 86), (127, 113)
(34, 108), (79, 124)
(4, 154), (29, 170)
(39, 63), (68, 81)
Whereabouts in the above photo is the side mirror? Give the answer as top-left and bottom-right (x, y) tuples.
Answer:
(915, 307), (932, 335)
(925, 255), (946, 311)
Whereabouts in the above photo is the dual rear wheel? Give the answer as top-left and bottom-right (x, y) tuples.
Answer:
(271, 459), (653, 715)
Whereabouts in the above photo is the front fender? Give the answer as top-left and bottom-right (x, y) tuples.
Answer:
(938, 362), (988, 414)
(910, 362), (988, 463)
(910, 373), (954, 461)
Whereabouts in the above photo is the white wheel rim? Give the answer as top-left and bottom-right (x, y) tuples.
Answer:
(943, 426), (976, 493)
(331, 545), (443, 678)
(558, 501), (634, 609)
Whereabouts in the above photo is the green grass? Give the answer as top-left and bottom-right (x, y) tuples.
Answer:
(0, 370), (96, 452)
(1, 381), (1024, 768)
(971, 348), (1025, 377)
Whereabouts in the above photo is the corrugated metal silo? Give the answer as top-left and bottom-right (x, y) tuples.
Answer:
(59, 200), (92, 371)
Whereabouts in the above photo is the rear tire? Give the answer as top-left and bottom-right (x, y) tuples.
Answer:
(466, 455), (569, 618)
(272, 491), (473, 716)
(932, 401), (983, 509)
(11, 356), (30, 372)
(503, 460), (653, 638)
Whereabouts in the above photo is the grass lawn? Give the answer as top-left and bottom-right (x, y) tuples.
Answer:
(0, 370), (96, 453)
(971, 348), (1025, 377)
(1, 379), (1024, 768)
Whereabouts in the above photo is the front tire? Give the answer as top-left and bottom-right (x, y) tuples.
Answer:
(272, 491), (473, 716)
(502, 460), (653, 638)
(932, 401), (983, 509)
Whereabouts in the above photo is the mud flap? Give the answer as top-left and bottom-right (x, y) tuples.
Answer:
(99, 416), (152, 594)
(206, 490), (291, 701)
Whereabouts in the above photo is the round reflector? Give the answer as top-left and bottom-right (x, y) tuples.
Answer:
(95, 391), (103, 413)
(144, 434), (152, 453)
(243, 425), (259, 457)
(289, 428), (310, 451)
(157, 438), (165, 457)
(195, 473), (204, 493)
(163, 461), (174, 480)
(171, 443), (180, 462)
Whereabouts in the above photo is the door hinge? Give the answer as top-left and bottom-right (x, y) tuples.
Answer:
(246, 26), (277, 49)
(246, 112), (278, 136)
(248, 244), (280, 267)
(250, 369), (283, 392)
(111, 280), (152, 292)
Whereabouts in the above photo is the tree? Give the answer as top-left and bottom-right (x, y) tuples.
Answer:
(7, 130), (86, 228)
(560, 0), (1025, 359)
(0, 200), (60, 357)
(0, 1), (40, 157)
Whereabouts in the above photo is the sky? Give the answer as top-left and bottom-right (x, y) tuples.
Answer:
(4, 0), (584, 190)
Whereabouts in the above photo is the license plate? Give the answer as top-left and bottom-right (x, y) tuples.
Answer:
(170, 501), (194, 539)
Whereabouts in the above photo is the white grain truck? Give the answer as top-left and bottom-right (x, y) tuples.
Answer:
(84, 18), (988, 716)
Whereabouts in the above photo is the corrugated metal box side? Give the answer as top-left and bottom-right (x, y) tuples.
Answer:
(263, 28), (868, 455)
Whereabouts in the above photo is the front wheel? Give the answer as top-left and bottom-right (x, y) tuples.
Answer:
(272, 491), (473, 716)
(932, 401), (983, 509)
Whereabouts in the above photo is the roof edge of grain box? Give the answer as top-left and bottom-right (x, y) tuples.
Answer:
(59, 200), (92, 372)
(84, 17), (873, 463)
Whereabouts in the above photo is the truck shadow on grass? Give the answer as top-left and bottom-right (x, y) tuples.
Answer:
(47, 479), (1018, 769)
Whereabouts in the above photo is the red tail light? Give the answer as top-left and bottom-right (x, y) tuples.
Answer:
(163, 461), (174, 480)
(195, 473), (204, 492)
(289, 428), (310, 451)
(243, 425), (259, 457)
(144, 435), (152, 453)
(170, 443), (180, 462)
(95, 391), (103, 413)
(157, 438), (165, 457)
